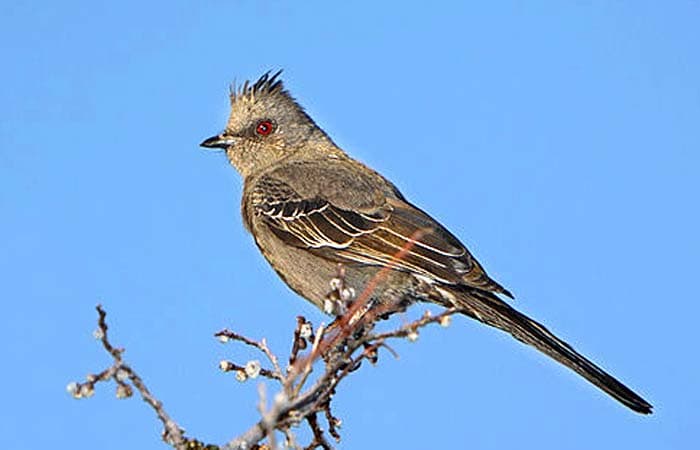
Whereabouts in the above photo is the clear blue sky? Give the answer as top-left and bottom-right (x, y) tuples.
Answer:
(1, 2), (698, 449)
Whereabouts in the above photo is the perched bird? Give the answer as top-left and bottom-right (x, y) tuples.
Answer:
(201, 71), (652, 414)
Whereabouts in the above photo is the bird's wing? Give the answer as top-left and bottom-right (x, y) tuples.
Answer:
(249, 174), (512, 297)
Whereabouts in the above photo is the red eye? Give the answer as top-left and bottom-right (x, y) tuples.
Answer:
(256, 120), (274, 136)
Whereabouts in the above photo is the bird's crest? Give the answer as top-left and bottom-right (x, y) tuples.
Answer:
(230, 70), (285, 104)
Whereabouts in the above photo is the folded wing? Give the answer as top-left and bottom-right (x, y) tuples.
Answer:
(250, 175), (512, 297)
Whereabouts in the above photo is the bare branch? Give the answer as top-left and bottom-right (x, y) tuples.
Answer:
(72, 229), (462, 449)
(68, 305), (189, 448)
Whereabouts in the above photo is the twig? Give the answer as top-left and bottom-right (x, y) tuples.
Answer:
(69, 305), (189, 449)
(287, 229), (427, 382)
(75, 227), (464, 449)
(215, 329), (284, 381)
(304, 413), (332, 450)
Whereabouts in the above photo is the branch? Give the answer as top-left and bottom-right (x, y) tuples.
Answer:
(67, 305), (188, 448)
(71, 229), (461, 448)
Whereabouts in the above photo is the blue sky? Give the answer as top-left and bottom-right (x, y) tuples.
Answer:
(1, 1), (698, 449)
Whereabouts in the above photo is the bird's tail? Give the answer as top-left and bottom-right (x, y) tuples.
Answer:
(450, 286), (652, 414)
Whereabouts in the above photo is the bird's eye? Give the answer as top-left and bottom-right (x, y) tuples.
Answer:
(255, 120), (274, 136)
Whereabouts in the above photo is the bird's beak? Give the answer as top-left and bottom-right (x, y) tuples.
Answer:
(200, 133), (237, 149)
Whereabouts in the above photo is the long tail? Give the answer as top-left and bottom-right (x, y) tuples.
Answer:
(450, 286), (652, 414)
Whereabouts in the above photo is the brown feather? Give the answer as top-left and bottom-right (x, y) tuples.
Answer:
(252, 174), (512, 297)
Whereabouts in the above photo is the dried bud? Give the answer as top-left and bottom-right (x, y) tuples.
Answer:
(92, 328), (104, 340)
(245, 360), (261, 379)
(79, 383), (95, 398)
(66, 382), (79, 397)
(439, 315), (452, 328)
(300, 322), (313, 339)
(340, 287), (356, 301)
(286, 409), (302, 424)
(116, 384), (133, 399)
(366, 347), (378, 364)
(235, 370), (247, 382)
(329, 277), (342, 291)
(217, 334), (230, 343)
(407, 329), (419, 342)
(219, 360), (233, 372)
(115, 369), (129, 382)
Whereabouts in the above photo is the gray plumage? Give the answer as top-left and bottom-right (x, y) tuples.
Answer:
(201, 71), (652, 414)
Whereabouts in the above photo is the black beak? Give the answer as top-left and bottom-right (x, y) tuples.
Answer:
(200, 134), (237, 149)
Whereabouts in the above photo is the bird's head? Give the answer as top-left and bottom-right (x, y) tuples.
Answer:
(201, 71), (335, 178)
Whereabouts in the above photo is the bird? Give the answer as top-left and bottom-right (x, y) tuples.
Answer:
(201, 70), (652, 414)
